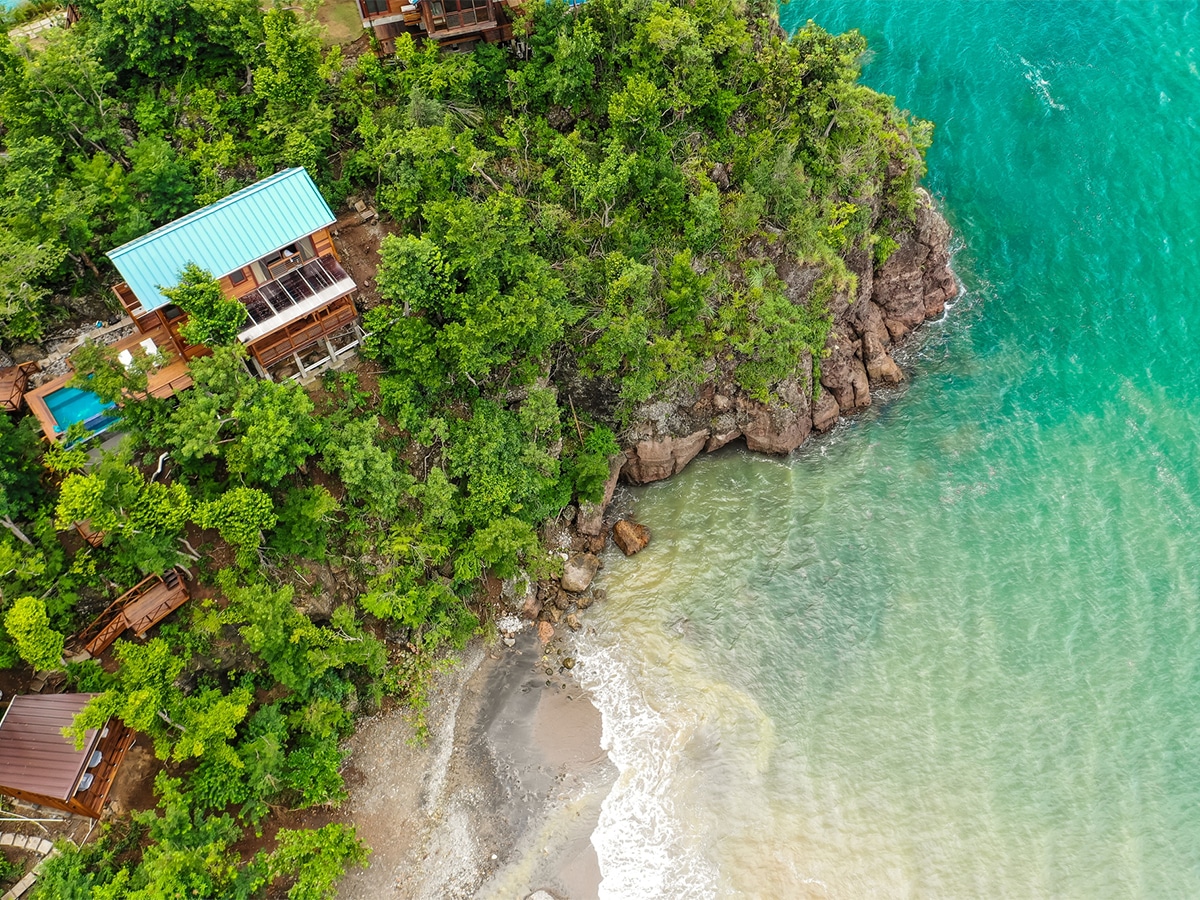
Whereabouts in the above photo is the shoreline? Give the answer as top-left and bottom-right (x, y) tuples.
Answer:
(336, 629), (614, 900)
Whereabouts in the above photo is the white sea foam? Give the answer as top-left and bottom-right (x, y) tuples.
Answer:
(570, 632), (721, 900)
(1020, 56), (1067, 110)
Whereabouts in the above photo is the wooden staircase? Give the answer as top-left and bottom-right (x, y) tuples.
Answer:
(69, 568), (190, 660)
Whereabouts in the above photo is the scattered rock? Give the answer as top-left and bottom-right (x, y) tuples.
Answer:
(709, 162), (732, 192)
(536, 621), (554, 644)
(565, 614), (581, 632)
(502, 636), (515, 647)
(562, 657), (575, 669)
(613, 520), (650, 556)
(582, 531), (607, 554)
(560, 552), (600, 593)
(521, 591), (544, 621)
(575, 591), (594, 610)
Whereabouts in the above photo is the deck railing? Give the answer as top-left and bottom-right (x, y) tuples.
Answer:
(112, 281), (145, 319)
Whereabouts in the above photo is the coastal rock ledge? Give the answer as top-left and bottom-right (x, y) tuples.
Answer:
(615, 190), (956, 487)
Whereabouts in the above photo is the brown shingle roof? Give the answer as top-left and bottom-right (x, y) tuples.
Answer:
(0, 694), (101, 802)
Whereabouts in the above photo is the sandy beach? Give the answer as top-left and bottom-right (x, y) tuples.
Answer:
(336, 630), (615, 900)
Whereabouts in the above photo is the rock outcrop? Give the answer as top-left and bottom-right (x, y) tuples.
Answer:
(576, 454), (627, 535)
(611, 189), (955, 489)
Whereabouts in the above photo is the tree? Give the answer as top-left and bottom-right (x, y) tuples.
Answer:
(445, 399), (565, 528)
(375, 234), (454, 316)
(0, 414), (44, 545)
(69, 638), (251, 762)
(467, 516), (541, 581)
(3, 596), (65, 671)
(194, 487), (276, 568)
(319, 417), (403, 512)
(68, 339), (159, 405)
(269, 486), (339, 561)
(127, 135), (195, 226)
(55, 455), (193, 575)
(161, 264), (247, 347)
(155, 345), (319, 486)
(263, 825), (369, 900)
(254, 9), (324, 118)
(0, 230), (67, 342)
(228, 578), (384, 688)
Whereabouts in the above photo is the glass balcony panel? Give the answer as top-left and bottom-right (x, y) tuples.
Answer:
(243, 292), (275, 325)
(300, 258), (335, 291)
(277, 269), (312, 303)
(259, 280), (295, 311)
(239, 255), (351, 333)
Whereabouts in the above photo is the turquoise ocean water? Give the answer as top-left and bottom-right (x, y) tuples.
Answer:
(575, 2), (1200, 896)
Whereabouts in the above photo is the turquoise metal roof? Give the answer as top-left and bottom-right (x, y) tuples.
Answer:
(107, 168), (336, 313)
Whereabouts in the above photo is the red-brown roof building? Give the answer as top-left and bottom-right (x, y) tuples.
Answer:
(0, 694), (134, 818)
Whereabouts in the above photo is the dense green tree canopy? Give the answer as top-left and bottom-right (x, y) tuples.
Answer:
(0, 0), (934, 896)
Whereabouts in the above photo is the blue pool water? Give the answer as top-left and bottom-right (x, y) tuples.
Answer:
(44, 386), (119, 437)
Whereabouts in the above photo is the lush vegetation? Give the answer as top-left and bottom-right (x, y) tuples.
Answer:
(0, 0), (930, 896)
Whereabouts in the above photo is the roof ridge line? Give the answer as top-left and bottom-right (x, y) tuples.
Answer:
(108, 167), (307, 260)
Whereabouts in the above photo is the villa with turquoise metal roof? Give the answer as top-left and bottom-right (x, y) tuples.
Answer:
(106, 167), (361, 381)
(23, 168), (360, 442)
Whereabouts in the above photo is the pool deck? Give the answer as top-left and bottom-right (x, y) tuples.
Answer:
(25, 330), (195, 441)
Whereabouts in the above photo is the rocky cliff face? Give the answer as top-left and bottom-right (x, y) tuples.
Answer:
(618, 189), (956, 486)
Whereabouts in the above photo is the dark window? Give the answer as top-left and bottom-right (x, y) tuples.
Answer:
(230, 268), (248, 285)
(161, 304), (185, 322)
(364, 0), (388, 13)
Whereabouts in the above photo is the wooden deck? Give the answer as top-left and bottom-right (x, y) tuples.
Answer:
(362, 0), (522, 51)
(0, 363), (37, 413)
(24, 325), (201, 442)
(71, 569), (190, 659)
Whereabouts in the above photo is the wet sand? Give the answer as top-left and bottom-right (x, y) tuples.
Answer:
(336, 631), (614, 900)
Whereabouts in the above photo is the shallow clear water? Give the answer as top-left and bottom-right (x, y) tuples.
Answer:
(577, 2), (1200, 896)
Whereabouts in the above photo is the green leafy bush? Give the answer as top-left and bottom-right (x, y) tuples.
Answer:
(3, 595), (65, 671)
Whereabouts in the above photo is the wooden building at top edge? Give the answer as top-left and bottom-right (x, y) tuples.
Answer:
(356, 0), (531, 53)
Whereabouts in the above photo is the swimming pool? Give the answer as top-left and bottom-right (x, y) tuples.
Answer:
(43, 386), (119, 439)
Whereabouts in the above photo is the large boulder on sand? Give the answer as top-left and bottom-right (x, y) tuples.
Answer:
(613, 520), (650, 556)
(560, 552), (601, 593)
